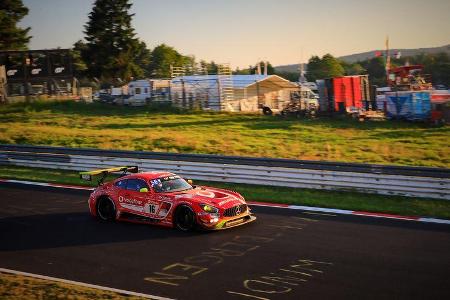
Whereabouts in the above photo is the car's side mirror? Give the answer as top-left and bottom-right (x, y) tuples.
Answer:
(187, 179), (193, 185)
(139, 187), (149, 193)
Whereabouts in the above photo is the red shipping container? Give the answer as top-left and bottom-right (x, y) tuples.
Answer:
(351, 76), (363, 109)
(333, 77), (344, 112)
(333, 76), (363, 112)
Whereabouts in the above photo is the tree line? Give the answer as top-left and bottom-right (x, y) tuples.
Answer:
(303, 53), (449, 87)
(1, 0), (448, 87)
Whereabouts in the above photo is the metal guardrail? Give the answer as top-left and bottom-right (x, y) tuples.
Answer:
(0, 144), (449, 200)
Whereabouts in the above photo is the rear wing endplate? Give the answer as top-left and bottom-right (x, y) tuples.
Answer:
(79, 166), (138, 185)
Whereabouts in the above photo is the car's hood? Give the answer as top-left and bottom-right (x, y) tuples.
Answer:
(173, 186), (245, 208)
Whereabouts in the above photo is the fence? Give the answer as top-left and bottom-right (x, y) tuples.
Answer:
(0, 144), (449, 200)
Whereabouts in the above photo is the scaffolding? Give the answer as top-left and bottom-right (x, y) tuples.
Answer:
(170, 65), (186, 78)
(217, 63), (234, 110)
(170, 63), (235, 111)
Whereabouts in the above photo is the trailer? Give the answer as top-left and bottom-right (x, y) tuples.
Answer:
(126, 80), (151, 106)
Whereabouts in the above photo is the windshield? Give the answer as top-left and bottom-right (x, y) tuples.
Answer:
(150, 175), (192, 193)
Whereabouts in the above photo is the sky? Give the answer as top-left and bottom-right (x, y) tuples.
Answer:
(21, 0), (450, 68)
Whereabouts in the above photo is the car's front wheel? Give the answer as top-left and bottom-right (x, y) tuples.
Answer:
(174, 205), (196, 231)
(96, 197), (116, 221)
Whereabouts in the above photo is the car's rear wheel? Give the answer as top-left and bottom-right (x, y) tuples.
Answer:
(96, 197), (116, 221)
(174, 205), (196, 231)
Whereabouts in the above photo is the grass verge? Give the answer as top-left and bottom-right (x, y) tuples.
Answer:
(1, 165), (449, 220)
(0, 100), (449, 167)
(0, 271), (146, 299)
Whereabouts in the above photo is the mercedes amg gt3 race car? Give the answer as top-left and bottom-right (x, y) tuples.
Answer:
(80, 166), (256, 231)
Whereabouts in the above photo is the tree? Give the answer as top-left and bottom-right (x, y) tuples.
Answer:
(305, 56), (323, 81)
(148, 44), (192, 78)
(341, 61), (366, 76)
(71, 40), (88, 78)
(321, 54), (345, 78)
(131, 40), (151, 78)
(0, 0), (31, 50)
(82, 0), (144, 82)
(306, 54), (344, 81)
(233, 66), (251, 75)
(200, 60), (219, 74)
(360, 57), (386, 86)
(411, 52), (449, 86)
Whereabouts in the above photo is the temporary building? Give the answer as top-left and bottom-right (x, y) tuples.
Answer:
(170, 75), (298, 112)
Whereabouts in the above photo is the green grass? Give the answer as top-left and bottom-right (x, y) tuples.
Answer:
(0, 100), (449, 167)
(0, 272), (145, 299)
(1, 165), (449, 220)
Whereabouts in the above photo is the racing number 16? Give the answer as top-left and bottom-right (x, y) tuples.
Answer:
(149, 204), (157, 214)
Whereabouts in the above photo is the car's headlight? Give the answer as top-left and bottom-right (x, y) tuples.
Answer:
(200, 204), (218, 213)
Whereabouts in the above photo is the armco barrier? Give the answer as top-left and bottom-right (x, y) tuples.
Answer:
(0, 144), (449, 200)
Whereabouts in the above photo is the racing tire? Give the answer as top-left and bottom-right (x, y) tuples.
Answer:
(96, 197), (116, 221)
(174, 205), (197, 231)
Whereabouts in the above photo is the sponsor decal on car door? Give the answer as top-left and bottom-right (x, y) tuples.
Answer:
(118, 179), (147, 214)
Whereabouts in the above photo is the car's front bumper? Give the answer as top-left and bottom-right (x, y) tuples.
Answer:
(199, 213), (256, 230)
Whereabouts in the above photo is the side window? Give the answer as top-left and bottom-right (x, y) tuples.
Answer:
(114, 179), (127, 189)
(126, 179), (149, 192)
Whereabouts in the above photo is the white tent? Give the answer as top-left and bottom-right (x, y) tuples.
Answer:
(171, 75), (298, 111)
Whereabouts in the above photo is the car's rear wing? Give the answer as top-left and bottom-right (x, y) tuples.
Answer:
(79, 166), (138, 185)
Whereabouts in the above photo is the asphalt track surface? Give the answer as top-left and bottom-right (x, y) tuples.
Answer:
(1, 182), (449, 300)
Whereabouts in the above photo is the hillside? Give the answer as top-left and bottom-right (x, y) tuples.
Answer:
(274, 63), (306, 73)
(274, 44), (450, 73)
(339, 44), (450, 63)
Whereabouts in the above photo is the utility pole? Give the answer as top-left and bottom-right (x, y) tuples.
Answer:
(385, 36), (391, 83)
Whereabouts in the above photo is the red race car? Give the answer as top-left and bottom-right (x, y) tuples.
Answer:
(80, 166), (256, 231)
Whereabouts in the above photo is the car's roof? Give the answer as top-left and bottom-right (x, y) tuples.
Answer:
(124, 171), (177, 181)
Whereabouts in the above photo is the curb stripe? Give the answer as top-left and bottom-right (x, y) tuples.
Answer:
(1, 178), (449, 225)
(0, 267), (174, 300)
(247, 201), (290, 208)
(2, 179), (94, 191)
(418, 217), (450, 225)
(48, 182), (94, 191)
(352, 211), (419, 220)
(288, 205), (354, 215)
